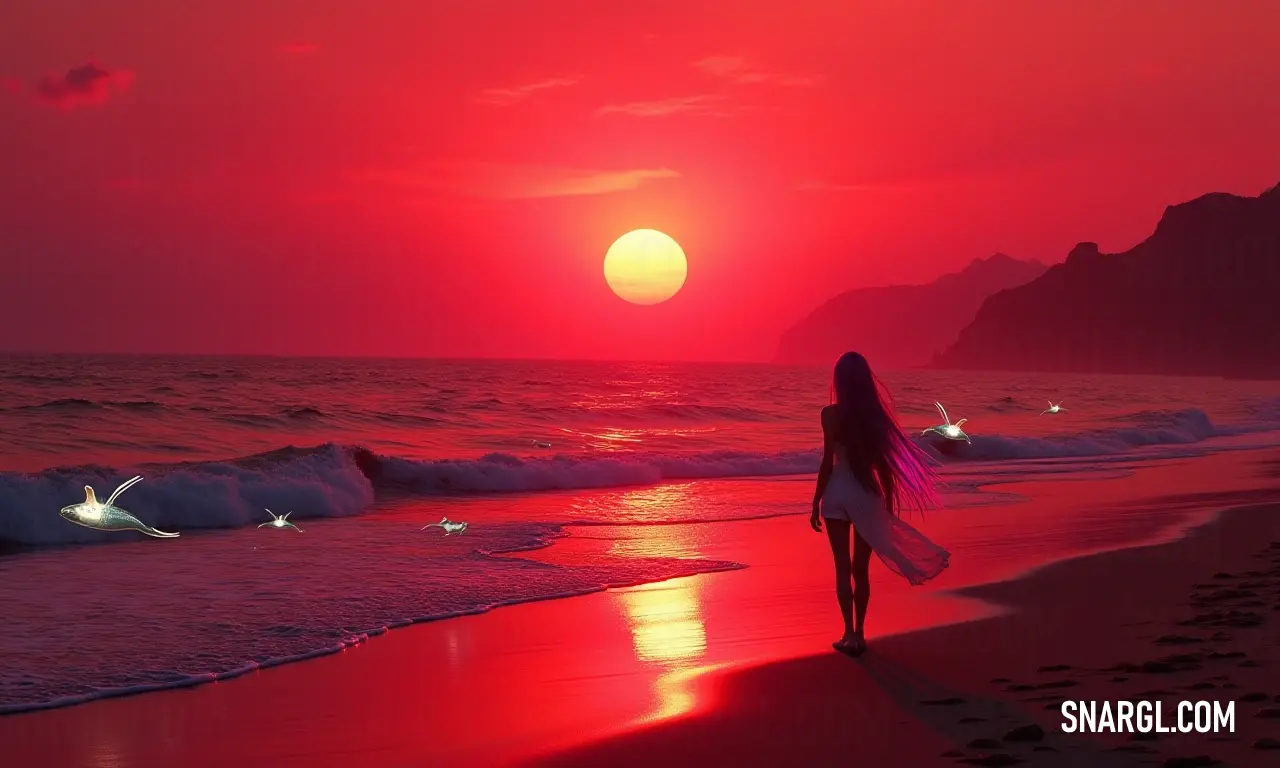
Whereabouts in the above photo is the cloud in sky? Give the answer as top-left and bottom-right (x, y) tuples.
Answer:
(694, 56), (819, 87)
(355, 161), (679, 200)
(279, 42), (320, 55)
(595, 58), (814, 119)
(475, 77), (579, 106)
(796, 179), (872, 193)
(596, 94), (728, 117)
(31, 63), (133, 109)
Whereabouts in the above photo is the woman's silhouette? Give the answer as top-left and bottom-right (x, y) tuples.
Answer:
(810, 352), (951, 655)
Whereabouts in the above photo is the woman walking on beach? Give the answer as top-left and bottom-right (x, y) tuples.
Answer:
(811, 352), (950, 655)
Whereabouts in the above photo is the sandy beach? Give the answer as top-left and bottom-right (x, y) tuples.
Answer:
(5, 2), (1279, 764)
(4, 448), (1280, 768)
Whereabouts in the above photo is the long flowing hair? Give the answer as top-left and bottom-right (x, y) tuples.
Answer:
(831, 352), (938, 515)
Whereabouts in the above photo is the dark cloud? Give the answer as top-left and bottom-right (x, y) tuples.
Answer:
(33, 63), (132, 109)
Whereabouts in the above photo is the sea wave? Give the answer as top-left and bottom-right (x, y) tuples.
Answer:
(956, 408), (1230, 461)
(360, 447), (821, 493)
(0, 444), (372, 547)
(568, 403), (775, 422)
(0, 408), (1272, 547)
(10, 398), (167, 413)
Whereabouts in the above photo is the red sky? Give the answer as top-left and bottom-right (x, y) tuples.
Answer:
(2, 0), (1278, 361)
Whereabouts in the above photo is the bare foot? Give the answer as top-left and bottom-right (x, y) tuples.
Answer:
(834, 634), (865, 656)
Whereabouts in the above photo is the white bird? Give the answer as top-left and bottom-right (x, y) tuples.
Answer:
(258, 509), (304, 532)
(423, 516), (468, 535)
(1042, 400), (1068, 415)
(920, 401), (971, 443)
(59, 475), (178, 538)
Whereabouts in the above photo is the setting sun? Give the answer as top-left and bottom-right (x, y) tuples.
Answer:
(603, 229), (688, 305)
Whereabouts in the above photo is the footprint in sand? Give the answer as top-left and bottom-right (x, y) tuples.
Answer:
(1001, 725), (1044, 743)
(1110, 744), (1157, 754)
(1154, 634), (1202, 645)
(1162, 756), (1221, 767)
(956, 755), (1023, 767)
(1205, 650), (1247, 659)
(1005, 679), (1078, 693)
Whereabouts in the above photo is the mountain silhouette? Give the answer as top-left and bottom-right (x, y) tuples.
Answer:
(934, 183), (1280, 379)
(773, 254), (1046, 368)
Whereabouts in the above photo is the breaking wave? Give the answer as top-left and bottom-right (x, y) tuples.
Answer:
(0, 408), (1272, 547)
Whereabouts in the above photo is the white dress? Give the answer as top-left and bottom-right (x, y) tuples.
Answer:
(821, 447), (951, 585)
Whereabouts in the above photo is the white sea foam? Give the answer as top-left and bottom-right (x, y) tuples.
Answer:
(1, 408), (1275, 547)
(0, 444), (373, 546)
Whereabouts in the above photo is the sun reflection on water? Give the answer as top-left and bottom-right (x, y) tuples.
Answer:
(613, 515), (713, 722)
(622, 580), (708, 665)
(571, 426), (720, 452)
(572, 483), (708, 530)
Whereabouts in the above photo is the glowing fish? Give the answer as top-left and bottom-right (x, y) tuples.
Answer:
(258, 508), (304, 532)
(1042, 400), (1068, 415)
(920, 401), (971, 443)
(423, 516), (468, 535)
(59, 475), (179, 538)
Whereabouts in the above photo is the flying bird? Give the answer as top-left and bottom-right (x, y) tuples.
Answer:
(258, 509), (305, 532)
(920, 401), (971, 443)
(59, 475), (179, 538)
(1042, 401), (1067, 415)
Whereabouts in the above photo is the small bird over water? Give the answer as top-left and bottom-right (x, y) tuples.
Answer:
(423, 516), (468, 535)
(921, 401), (971, 443)
(1042, 400), (1068, 415)
(59, 475), (179, 538)
(258, 508), (304, 532)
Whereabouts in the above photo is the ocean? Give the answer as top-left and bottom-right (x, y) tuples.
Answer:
(1, 354), (1278, 714)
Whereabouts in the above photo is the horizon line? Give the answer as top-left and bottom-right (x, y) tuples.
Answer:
(0, 349), (834, 368)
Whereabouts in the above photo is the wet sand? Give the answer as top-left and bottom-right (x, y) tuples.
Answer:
(533, 504), (1280, 768)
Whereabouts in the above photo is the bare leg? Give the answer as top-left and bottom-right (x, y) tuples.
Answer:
(852, 530), (872, 650)
(824, 518), (855, 645)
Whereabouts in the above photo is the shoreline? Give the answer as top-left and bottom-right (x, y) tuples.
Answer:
(0, 449), (1272, 719)
(0, 519), (749, 717)
(1, 449), (1276, 767)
